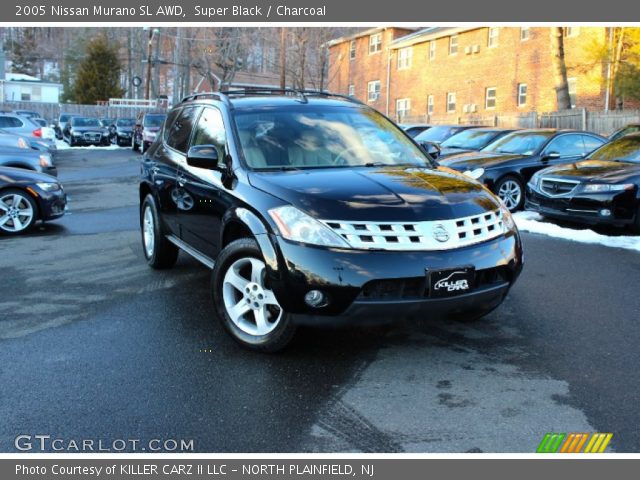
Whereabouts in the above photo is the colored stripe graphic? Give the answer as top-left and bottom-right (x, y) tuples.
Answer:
(538, 433), (613, 453)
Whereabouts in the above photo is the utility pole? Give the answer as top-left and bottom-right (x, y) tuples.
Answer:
(279, 27), (287, 89)
(144, 27), (156, 100)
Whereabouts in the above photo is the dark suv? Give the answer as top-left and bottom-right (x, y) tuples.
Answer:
(139, 90), (523, 351)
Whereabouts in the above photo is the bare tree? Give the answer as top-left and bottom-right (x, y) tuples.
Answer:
(550, 27), (572, 110)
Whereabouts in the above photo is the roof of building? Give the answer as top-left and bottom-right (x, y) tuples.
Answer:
(2, 72), (62, 86)
(390, 27), (476, 49)
(326, 27), (417, 47)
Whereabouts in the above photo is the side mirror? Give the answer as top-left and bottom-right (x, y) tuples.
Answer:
(186, 145), (221, 170)
(420, 141), (441, 160)
(543, 151), (561, 160)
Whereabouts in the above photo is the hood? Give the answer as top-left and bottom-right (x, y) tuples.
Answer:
(0, 166), (58, 183)
(439, 151), (527, 171)
(249, 166), (501, 222)
(71, 126), (103, 133)
(539, 160), (640, 183)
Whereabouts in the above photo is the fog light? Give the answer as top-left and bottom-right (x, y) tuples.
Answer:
(304, 290), (326, 308)
(600, 209), (612, 217)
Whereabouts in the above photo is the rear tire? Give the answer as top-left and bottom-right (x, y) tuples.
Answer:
(630, 205), (640, 235)
(140, 194), (179, 269)
(212, 238), (296, 352)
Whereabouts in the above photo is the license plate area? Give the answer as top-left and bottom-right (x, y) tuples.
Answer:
(428, 266), (475, 298)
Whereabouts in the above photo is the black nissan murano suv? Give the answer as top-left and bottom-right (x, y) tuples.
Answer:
(139, 90), (523, 351)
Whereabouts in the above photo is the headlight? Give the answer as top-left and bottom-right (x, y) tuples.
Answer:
(39, 155), (52, 167)
(529, 171), (542, 189)
(463, 167), (485, 180)
(499, 203), (516, 232)
(36, 182), (61, 192)
(268, 205), (350, 248)
(582, 183), (634, 193)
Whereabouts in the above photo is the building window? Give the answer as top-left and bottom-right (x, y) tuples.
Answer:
(447, 92), (456, 112)
(567, 78), (577, 108)
(348, 85), (355, 97)
(397, 47), (412, 70)
(20, 87), (31, 101)
(517, 83), (527, 107)
(349, 40), (356, 60)
(427, 95), (434, 115)
(396, 98), (411, 119)
(449, 36), (458, 55)
(369, 33), (382, 54)
(520, 27), (530, 41)
(488, 27), (499, 48)
(429, 41), (436, 61)
(485, 87), (497, 109)
(367, 80), (381, 102)
(564, 27), (580, 37)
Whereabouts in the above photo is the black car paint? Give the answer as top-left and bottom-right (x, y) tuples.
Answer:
(0, 166), (67, 223)
(140, 97), (523, 322)
(63, 118), (105, 146)
(440, 130), (606, 192)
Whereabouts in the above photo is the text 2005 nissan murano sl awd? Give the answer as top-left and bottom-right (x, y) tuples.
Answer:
(139, 90), (523, 351)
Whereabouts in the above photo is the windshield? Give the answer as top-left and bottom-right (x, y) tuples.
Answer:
(116, 118), (135, 127)
(143, 115), (166, 127)
(233, 106), (431, 170)
(441, 130), (501, 149)
(588, 136), (640, 163)
(60, 114), (74, 123)
(72, 117), (101, 127)
(482, 131), (553, 155)
(415, 126), (462, 143)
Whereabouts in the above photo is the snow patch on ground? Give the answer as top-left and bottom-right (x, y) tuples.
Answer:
(55, 140), (128, 151)
(514, 211), (640, 252)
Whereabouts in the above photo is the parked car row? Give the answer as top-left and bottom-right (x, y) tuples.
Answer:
(409, 122), (640, 233)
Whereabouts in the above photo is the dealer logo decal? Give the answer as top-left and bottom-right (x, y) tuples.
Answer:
(433, 271), (470, 292)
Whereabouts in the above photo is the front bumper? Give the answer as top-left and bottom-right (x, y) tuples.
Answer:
(526, 185), (637, 226)
(266, 230), (523, 321)
(37, 188), (67, 221)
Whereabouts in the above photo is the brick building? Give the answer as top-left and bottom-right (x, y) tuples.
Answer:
(327, 27), (630, 123)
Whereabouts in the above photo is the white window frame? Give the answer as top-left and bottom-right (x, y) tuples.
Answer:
(348, 84), (355, 97)
(517, 83), (527, 107)
(447, 92), (456, 113)
(427, 95), (434, 115)
(488, 27), (499, 48)
(520, 27), (530, 41)
(369, 33), (382, 54)
(397, 47), (412, 70)
(567, 77), (577, 108)
(349, 40), (356, 60)
(449, 36), (458, 55)
(485, 87), (497, 110)
(429, 40), (436, 61)
(396, 98), (411, 119)
(367, 80), (381, 102)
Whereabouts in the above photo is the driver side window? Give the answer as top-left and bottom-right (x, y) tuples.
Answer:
(191, 107), (227, 160)
(545, 134), (585, 157)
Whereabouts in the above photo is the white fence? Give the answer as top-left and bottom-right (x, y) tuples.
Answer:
(400, 109), (640, 136)
(0, 101), (167, 122)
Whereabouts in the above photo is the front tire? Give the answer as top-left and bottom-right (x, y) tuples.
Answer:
(495, 176), (524, 212)
(140, 194), (179, 269)
(212, 238), (296, 352)
(630, 204), (640, 235)
(0, 189), (38, 235)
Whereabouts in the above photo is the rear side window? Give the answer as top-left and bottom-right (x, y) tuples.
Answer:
(166, 107), (200, 153)
(163, 109), (181, 143)
(0, 116), (23, 128)
(191, 107), (227, 158)
(582, 134), (605, 153)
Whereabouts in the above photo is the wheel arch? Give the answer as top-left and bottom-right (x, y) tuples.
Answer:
(0, 185), (42, 222)
(221, 208), (278, 271)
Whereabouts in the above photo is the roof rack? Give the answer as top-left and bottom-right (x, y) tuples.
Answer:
(180, 88), (365, 107)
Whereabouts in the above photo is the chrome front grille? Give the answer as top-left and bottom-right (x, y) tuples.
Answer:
(322, 210), (504, 251)
(540, 178), (579, 197)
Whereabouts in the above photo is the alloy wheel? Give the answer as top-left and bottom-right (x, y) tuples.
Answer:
(0, 193), (34, 233)
(142, 205), (155, 258)
(498, 180), (522, 211)
(222, 257), (283, 336)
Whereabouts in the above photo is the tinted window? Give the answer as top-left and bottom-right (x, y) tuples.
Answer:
(163, 109), (182, 143)
(441, 130), (502, 150)
(582, 135), (605, 153)
(415, 126), (463, 143)
(545, 134), (585, 157)
(483, 131), (553, 155)
(191, 107), (227, 158)
(143, 114), (167, 128)
(588, 136), (640, 163)
(116, 118), (135, 127)
(72, 118), (101, 127)
(166, 107), (199, 153)
(0, 116), (23, 128)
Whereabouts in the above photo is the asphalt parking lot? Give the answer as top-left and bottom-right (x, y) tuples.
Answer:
(1, 148), (639, 452)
